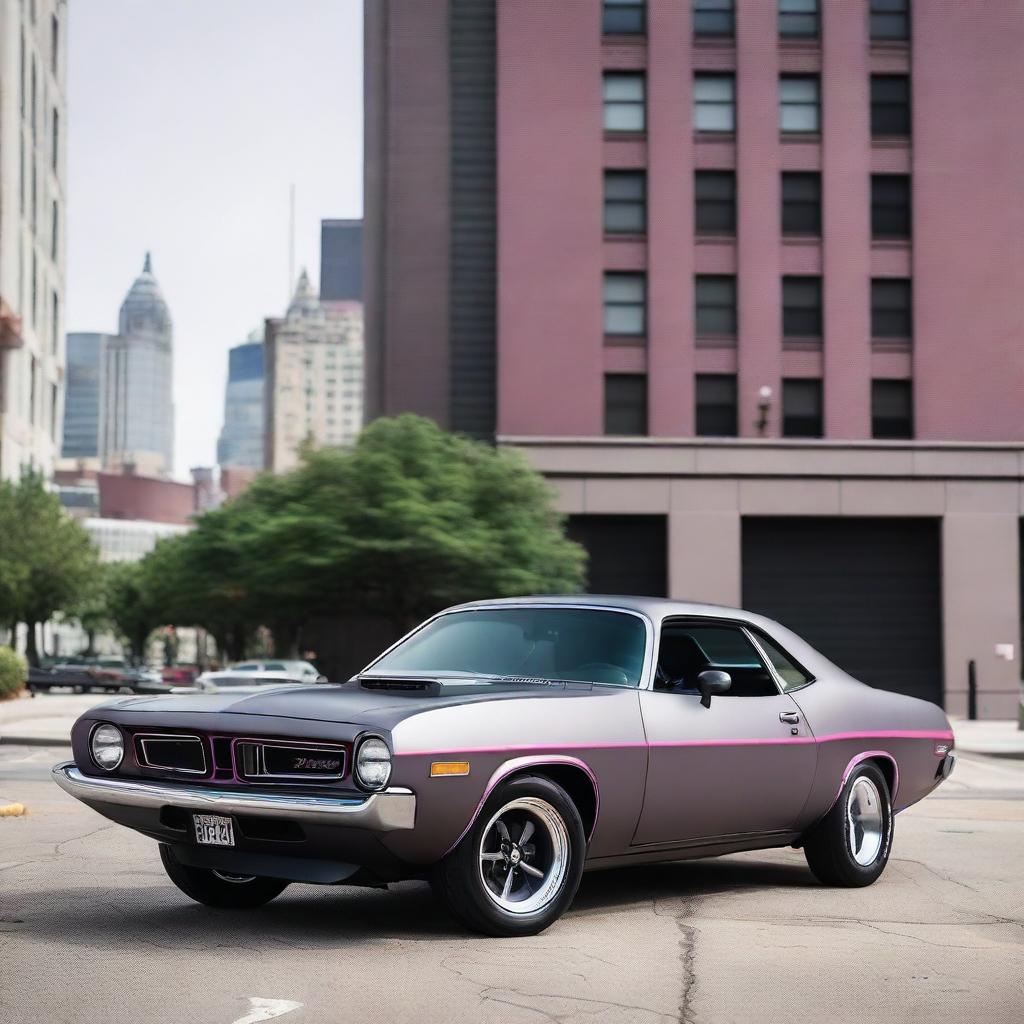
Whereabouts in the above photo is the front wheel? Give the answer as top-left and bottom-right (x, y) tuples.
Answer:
(803, 763), (893, 887)
(432, 775), (586, 936)
(158, 844), (289, 908)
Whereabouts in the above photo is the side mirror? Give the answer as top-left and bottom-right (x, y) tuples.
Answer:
(697, 669), (732, 709)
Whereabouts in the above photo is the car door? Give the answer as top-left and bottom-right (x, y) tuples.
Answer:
(633, 619), (816, 847)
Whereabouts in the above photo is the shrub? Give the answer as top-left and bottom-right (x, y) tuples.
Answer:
(0, 646), (26, 699)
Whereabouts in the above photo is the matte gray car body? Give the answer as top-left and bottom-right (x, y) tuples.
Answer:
(53, 596), (955, 888)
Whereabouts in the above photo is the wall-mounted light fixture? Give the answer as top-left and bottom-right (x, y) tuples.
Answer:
(756, 385), (773, 436)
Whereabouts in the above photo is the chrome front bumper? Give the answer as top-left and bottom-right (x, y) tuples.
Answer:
(52, 762), (416, 831)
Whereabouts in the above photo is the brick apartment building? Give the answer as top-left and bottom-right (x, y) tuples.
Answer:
(363, 0), (1024, 716)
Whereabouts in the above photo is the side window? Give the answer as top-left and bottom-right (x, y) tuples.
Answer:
(656, 622), (778, 697)
(752, 631), (814, 691)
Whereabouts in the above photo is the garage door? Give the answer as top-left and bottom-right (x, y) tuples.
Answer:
(567, 515), (667, 597)
(742, 517), (943, 705)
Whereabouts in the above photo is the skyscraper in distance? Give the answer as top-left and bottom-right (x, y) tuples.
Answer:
(62, 332), (113, 460)
(101, 253), (175, 477)
(217, 329), (265, 470)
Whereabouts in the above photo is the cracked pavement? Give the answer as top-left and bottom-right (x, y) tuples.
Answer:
(1, 745), (1022, 1024)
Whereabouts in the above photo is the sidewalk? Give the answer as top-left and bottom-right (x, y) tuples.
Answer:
(0, 693), (112, 746)
(951, 716), (1024, 760)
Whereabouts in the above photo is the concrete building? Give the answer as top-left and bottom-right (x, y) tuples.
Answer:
(101, 254), (175, 477)
(84, 517), (189, 564)
(363, 0), (1024, 717)
(320, 219), (362, 301)
(62, 332), (112, 459)
(217, 330), (264, 470)
(264, 270), (363, 473)
(0, 0), (67, 480)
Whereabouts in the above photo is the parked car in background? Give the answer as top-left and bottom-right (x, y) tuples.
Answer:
(192, 672), (309, 695)
(224, 659), (325, 682)
(53, 597), (956, 937)
(28, 658), (166, 696)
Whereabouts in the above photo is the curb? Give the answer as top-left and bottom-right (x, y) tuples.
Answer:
(0, 735), (72, 748)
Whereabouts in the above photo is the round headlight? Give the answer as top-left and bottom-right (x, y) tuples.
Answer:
(355, 737), (392, 791)
(90, 724), (124, 771)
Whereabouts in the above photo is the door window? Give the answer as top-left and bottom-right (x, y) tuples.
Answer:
(656, 623), (778, 697)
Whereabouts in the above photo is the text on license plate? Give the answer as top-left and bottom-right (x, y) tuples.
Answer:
(193, 813), (235, 846)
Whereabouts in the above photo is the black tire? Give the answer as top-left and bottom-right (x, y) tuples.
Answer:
(432, 775), (586, 937)
(803, 763), (893, 887)
(158, 844), (289, 909)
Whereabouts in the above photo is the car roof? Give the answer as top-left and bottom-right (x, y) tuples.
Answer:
(449, 594), (745, 620)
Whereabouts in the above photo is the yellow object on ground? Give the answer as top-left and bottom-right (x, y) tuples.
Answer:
(0, 803), (26, 817)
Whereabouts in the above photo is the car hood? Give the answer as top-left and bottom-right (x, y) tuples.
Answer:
(91, 677), (610, 730)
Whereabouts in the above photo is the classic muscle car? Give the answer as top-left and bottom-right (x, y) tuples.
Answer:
(52, 597), (956, 937)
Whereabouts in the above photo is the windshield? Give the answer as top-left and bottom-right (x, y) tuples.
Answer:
(369, 607), (648, 687)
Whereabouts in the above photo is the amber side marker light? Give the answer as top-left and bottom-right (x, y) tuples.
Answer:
(431, 761), (471, 777)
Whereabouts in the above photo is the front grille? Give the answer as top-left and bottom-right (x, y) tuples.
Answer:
(135, 734), (207, 775)
(234, 741), (346, 783)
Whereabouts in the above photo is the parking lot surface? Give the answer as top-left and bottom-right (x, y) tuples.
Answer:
(1, 744), (1022, 1024)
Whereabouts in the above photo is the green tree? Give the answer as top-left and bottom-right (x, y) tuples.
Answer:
(105, 561), (162, 660)
(119, 415), (586, 657)
(0, 471), (98, 665)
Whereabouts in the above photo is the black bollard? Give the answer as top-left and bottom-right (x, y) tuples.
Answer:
(967, 659), (977, 721)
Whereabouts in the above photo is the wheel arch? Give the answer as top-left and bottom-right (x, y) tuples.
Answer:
(443, 755), (600, 857)
(832, 750), (900, 814)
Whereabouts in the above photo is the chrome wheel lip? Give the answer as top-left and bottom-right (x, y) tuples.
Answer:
(478, 796), (570, 916)
(846, 776), (884, 867)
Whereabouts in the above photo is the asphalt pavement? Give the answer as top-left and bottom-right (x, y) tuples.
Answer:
(1, 743), (1022, 1024)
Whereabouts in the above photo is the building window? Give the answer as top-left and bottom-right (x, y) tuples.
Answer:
(694, 74), (735, 134)
(604, 272), (646, 336)
(781, 172), (821, 235)
(780, 76), (820, 134)
(603, 0), (645, 35)
(604, 170), (646, 234)
(871, 278), (912, 338)
(782, 379), (823, 437)
(693, 0), (734, 38)
(51, 107), (59, 170)
(51, 199), (58, 259)
(870, 0), (909, 41)
(604, 375), (648, 435)
(51, 289), (59, 354)
(779, 0), (819, 38)
(872, 380), (913, 439)
(695, 171), (736, 235)
(695, 275), (737, 338)
(871, 75), (910, 137)
(871, 175), (911, 239)
(696, 375), (738, 436)
(782, 276), (822, 339)
(603, 72), (646, 133)
(51, 13), (59, 74)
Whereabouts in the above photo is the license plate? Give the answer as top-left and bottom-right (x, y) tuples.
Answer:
(193, 813), (235, 846)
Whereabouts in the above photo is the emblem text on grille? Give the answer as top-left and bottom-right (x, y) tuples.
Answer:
(293, 756), (341, 772)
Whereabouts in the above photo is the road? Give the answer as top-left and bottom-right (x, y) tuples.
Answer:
(1, 745), (1022, 1024)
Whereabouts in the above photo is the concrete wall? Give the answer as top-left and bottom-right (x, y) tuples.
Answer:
(508, 437), (1024, 718)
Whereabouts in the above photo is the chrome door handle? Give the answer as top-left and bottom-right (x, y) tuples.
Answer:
(779, 711), (800, 725)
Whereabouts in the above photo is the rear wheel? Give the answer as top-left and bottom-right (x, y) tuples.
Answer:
(158, 844), (289, 908)
(432, 775), (586, 936)
(803, 763), (893, 887)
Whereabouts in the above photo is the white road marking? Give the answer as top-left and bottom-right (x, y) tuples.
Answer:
(231, 997), (303, 1024)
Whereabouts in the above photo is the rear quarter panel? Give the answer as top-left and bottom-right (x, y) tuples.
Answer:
(789, 673), (953, 825)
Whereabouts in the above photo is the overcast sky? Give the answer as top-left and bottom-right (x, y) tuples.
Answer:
(66, 0), (363, 479)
